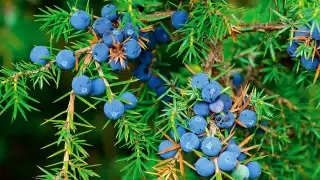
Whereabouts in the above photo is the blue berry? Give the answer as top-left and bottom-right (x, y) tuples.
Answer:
(104, 99), (125, 120)
(123, 23), (139, 40)
(229, 138), (236, 144)
(188, 116), (207, 134)
(180, 132), (200, 152)
(217, 94), (233, 111)
(294, 26), (310, 37)
(257, 120), (268, 134)
(101, 4), (118, 21)
(217, 151), (237, 171)
(121, 91), (137, 110)
(246, 162), (262, 179)
(70, 10), (90, 30)
(239, 109), (257, 129)
(109, 60), (128, 72)
(138, 50), (153, 65)
(147, 32), (157, 49)
(72, 75), (91, 96)
(56, 50), (76, 70)
(30, 46), (50, 65)
(171, 11), (188, 29)
(231, 164), (250, 180)
(237, 152), (247, 161)
(201, 136), (222, 156)
(209, 100), (224, 113)
(287, 41), (299, 58)
(232, 72), (243, 88)
(154, 27), (170, 44)
(148, 76), (164, 91)
(169, 126), (187, 142)
(133, 64), (151, 81)
(103, 29), (124, 47)
(312, 26), (320, 40)
(301, 55), (320, 70)
(123, 39), (141, 59)
(118, 12), (132, 23)
(226, 143), (241, 158)
(191, 73), (209, 89)
(158, 140), (177, 159)
(215, 111), (235, 128)
(201, 82), (222, 103)
(91, 78), (106, 96)
(93, 17), (113, 36)
(193, 102), (210, 117)
(195, 157), (215, 177)
(92, 43), (109, 62)
(156, 86), (172, 102)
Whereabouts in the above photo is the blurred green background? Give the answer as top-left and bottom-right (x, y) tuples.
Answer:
(0, 0), (260, 179)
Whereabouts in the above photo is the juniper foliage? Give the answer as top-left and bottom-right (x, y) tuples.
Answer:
(0, 0), (319, 179)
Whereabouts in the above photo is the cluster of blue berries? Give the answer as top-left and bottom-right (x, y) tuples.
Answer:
(158, 72), (262, 178)
(287, 24), (320, 70)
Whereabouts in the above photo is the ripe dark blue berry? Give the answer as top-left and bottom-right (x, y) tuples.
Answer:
(158, 140), (177, 159)
(193, 102), (210, 117)
(301, 55), (320, 70)
(217, 94), (233, 111)
(171, 11), (188, 29)
(201, 81), (222, 103)
(147, 32), (158, 49)
(109, 60), (128, 72)
(209, 100), (224, 113)
(191, 73), (209, 89)
(72, 75), (91, 96)
(180, 132), (200, 152)
(188, 116), (208, 134)
(30, 46), (50, 65)
(148, 76), (164, 91)
(215, 111), (235, 129)
(294, 26), (310, 37)
(70, 10), (90, 30)
(103, 29), (124, 47)
(93, 17), (113, 36)
(169, 126), (187, 142)
(154, 27), (170, 44)
(195, 157), (215, 177)
(287, 41), (299, 58)
(121, 91), (137, 110)
(237, 152), (247, 161)
(133, 64), (151, 81)
(138, 50), (153, 65)
(226, 143), (241, 158)
(104, 99), (125, 120)
(239, 109), (257, 128)
(123, 39), (141, 59)
(257, 120), (268, 134)
(123, 23), (139, 40)
(156, 86), (173, 102)
(56, 50), (76, 70)
(201, 136), (222, 156)
(218, 151), (237, 171)
(92, 43), (109, 62)
(101, 4), (117, 21)
(91, 78), (106, 96)
(246, 161), (262, 179)
(312, 26), (320, 40)
(232, 72), (243, 88)
(118, 12), (132, 23)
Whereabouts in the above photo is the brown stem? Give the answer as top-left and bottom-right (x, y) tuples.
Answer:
(55, 92), (75, 180)
(234, 23), (288, 33)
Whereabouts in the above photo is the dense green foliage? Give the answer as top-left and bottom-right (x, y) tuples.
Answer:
(0, 0), (319, 179)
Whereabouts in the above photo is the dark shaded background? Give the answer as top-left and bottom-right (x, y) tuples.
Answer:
(0, 0), (253, 179)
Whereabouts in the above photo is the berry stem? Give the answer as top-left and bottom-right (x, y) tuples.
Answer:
(94, 61), (114, 99)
